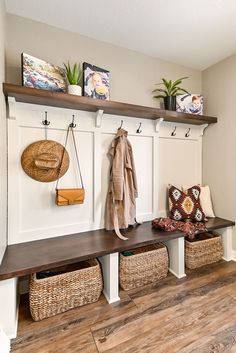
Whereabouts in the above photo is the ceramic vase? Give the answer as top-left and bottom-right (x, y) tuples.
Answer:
(67, 85), (82, 96)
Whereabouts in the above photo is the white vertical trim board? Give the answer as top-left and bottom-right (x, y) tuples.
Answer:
(217, 226), (233, 261)
(99, 253), (120, 304)
(0, 278), (18, 339)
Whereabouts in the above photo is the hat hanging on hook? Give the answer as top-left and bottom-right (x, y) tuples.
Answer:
(21, 140), (70, 183)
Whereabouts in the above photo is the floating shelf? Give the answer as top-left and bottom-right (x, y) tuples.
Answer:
(3, 83), (217, 126)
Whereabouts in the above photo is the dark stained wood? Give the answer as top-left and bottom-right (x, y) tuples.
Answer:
(3, 83), (217, 125)
(205, 216), (235, 231)
(11, 261), (236, 353)
(0, 217), (234, 280)
(0, 221), (183, 280)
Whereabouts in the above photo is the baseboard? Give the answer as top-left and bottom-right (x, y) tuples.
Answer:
(102, 290), (120, 304)
(231, 250), (236, 262)
(0, 329), (11, 353)
(8, 293), (19, 340)
(169, 268), (186, 279)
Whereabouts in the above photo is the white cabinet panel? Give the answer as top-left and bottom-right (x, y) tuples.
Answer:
(10, 123), (94, 244)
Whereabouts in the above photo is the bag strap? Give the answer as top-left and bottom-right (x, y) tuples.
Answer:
(56, 125), (84, 189)
(71, 127), (84, 188)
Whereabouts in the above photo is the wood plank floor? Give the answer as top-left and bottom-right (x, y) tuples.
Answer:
(11, 261), (236, 353)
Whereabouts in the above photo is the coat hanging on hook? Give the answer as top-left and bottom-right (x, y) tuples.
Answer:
(105, 128), (138, 240)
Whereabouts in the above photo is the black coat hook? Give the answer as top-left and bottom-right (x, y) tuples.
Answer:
(136, 122), (142, 134)
(171, 126), (177, 136)
(185, 128), (191, 138)
(118, 120), (123, 130)
(69, 115), (76, 128)
(42, 111), (50, 126)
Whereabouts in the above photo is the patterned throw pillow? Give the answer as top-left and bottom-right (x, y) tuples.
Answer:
(168, 185), (206, 222)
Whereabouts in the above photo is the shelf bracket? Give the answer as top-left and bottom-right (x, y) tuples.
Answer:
(155, 118), (164, 133)
(199, 124), (208, 136)
(7, 97), (17, 120)
(95, 109), (104, 128)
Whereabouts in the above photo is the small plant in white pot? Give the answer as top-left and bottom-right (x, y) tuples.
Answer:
(63, 62), (82, 96)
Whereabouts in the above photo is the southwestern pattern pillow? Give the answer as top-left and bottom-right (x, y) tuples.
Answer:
(168, 185), (206, 222)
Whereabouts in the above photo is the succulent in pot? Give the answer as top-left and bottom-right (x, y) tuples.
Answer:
(63, 62), (83, 96)
(153, 77), (189, 110)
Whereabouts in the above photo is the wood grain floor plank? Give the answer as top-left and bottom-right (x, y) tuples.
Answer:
(129, 261), (236, 312)
(12, 328), (98, 353)
(12, 291), (136, 348)
(97, 293), (236, 353)
(92, 275), (236, 352)
(180, 321), (236, 353)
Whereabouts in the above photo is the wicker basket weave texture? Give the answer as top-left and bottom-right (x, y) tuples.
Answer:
(120, 243), (169, 291)
(29, 258), (103, 321)
(185, 233), (223, 269)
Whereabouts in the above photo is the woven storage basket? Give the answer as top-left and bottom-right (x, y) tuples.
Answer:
(185, 232), (223, 269)
(29, 258), (103, 321)
(120, 243), (169, 290)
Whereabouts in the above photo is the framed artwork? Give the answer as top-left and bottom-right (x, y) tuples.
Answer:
(21, 53), (66, 92)
(83, 62), (110, 100)
(176, 94), (203, 115)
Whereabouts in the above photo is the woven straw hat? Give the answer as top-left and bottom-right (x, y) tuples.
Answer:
(21, 140), (69, 182)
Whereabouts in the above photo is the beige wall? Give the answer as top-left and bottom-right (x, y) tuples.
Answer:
(6, 14), (202, 107)
(203, 54), (236, 248)
(0, 0), (7, 263)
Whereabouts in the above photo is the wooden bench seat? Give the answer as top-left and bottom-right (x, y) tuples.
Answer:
(0, 217), (234, 281)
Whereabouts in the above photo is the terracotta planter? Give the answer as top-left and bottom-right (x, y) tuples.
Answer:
(164, 96), (176, 111)
(67, 85), (82, 96)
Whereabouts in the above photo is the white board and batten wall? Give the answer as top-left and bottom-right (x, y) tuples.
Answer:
(7, 101), (205, 245)
(1, 98), (212, 339)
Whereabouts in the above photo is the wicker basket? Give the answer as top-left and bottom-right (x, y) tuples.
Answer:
(185, 232), (223, 269)
(119, 243), (169, 290)
(29, 258), (103, 321)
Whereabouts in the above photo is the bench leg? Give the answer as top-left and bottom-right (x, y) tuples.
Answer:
(216, 226), (233, 261)
(99, 252), (120, 304)
(164, 237), (186, 279)
(0, 278), (18, 339)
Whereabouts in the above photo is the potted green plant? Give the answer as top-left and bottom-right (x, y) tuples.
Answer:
(63, 62), (83, 96)
(153, 77), (189, 110)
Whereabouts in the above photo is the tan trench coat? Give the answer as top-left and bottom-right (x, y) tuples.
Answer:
(105, 129), (138, 239)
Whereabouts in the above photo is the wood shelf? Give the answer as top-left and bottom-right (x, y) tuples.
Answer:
(3, 83), (217, 125)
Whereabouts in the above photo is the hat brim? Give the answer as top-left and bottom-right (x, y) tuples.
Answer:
(21, 140), (70, 182)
